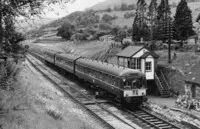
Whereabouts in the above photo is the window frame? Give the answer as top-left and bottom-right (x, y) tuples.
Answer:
(131, 58), (141, 70)
(145, 61), (152, 72)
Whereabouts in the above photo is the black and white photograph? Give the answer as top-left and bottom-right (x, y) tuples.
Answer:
(0, 0), (200, 129)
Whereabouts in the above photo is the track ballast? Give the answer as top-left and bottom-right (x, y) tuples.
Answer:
(27, 52), (183, 129)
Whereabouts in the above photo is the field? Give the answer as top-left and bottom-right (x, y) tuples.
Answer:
(21, 35), (200, 96)
(20, 0), (200, 96)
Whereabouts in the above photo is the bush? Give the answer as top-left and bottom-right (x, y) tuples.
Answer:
(93, 31), (109, 40)
(122, 41), (131, 49)
(99, 23), (112, 30)
(57, 22), (75, 40)
(106, 7), (112, 12)
(101, 14), (113, 23)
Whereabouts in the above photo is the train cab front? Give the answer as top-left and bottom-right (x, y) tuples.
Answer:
(122, 77), (147, 107)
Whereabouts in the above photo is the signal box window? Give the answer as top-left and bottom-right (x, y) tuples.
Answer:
(145, 62), (151, 71)
(132, 58), (141, 70)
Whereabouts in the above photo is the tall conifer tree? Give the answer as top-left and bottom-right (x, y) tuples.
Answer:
(156, 0), (171, 40)
(148, 0), (157, 40)
(174, 0), (195, 41)
(132, 0), (150, 41)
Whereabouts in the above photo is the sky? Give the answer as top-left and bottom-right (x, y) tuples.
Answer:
(44, 0), (106, 18)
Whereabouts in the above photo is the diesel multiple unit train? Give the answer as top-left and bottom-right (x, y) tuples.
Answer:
(30, 48), (147, 106)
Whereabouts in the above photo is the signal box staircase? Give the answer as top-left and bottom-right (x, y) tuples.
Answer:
(154, 70), (170, 98)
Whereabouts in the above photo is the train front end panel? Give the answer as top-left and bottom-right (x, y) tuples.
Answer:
(123, 89), (146, 97)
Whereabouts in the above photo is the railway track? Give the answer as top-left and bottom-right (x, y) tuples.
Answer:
(26, 52), (183, 129)
(125, 107), (181, 129)
(26, 53), (140, 129)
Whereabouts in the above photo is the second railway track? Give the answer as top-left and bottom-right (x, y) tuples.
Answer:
(26, 52), (183, 129)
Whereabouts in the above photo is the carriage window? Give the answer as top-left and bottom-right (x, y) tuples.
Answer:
(68, 62), (73, 67)
(106, 74), (109, 83)
(123, 80), (126, 86)
(88, 69), (92, 76)
(77, 65), (81, 71)
(93, 70), (97, 78)
(96, 71), (99, 79)
(118, 80), (121, 87)
(108, 75), (112, 84)
(111, 76), (116, 86)
(83, 66), (86, 73)
(90, 69), (94, 77)
(85, 67), (88, 73)
(99, 72), (103, 79)
(79, 65), (83, 72)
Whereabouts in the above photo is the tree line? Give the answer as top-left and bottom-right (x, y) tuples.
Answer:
(132, 0), (195, 44)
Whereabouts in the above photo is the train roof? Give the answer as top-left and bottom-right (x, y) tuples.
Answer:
(56, 53), (81, 62)
(44, 51), (58, 56)
(76, 58), (145, 77)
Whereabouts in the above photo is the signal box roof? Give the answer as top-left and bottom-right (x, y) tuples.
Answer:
(116, 46), (144, 57)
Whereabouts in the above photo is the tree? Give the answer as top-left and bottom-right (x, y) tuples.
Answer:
(132, 23), (150, 41)
(111, 26), (120, 36)
(174, 0), (195, 42)
(132, 0), (148, 41)
(157, 0), (171, 21)
(106, 7), (112, 12)
(121, 3), (128, 11)
(156, 0), (171, 41)
(127, 28), (133, 36)
(116, 29), (127, 44)
(99, 23), (112, 30)
(101, 14), (113, 23)
(4, 15), (25, 52)
(0, 0), (74, 50)
(148, 0), (157, 40)
(57, 22), (75, 40)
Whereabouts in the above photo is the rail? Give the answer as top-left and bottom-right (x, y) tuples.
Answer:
(26, 53), (138, 129)
(28, 52), (182, 129)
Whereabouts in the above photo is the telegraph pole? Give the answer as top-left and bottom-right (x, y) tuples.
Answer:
(165, 19), (173, 64)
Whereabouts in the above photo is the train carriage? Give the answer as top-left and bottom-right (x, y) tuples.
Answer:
(30, 48), (48, 61)
(55, 53), (80, 73)
(31, 49), (147, 106)
(75, 58), (147, 104)
(44, 51), (57, 64)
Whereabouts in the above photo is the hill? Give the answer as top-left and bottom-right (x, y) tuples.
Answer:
(88, 0), (182, 11)
(26, 0), (200, 38)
